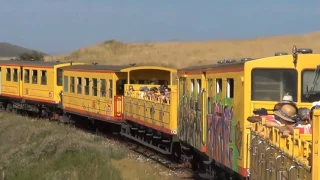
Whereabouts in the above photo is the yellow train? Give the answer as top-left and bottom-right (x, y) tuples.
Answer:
(176, 46), (320, 179)
(0, 60), (83, 118)
(0, 46), (319, 180)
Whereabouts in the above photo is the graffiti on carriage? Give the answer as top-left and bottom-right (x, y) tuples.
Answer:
(206, 95), (241, 171)
(178, 92), (203, 150)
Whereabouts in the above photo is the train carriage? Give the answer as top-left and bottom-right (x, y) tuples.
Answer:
(60, 64), (131, 123)
(121, 66), (179, 155)
(60, 64), (180, 155)
(177, 46), (320, 179)
(0, 60), (83, 117)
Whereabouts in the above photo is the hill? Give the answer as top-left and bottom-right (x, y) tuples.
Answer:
(0, 42), (46, 58)
(45, 31), (320, 69)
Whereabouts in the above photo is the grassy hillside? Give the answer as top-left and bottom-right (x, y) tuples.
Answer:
(0, 42), (46, 57)
(0, 112), (179, 180)
(45, 31), (320, 68)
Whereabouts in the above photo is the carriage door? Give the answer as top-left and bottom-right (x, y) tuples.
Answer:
(178, 77), (186, 139)
(114, 79), (126, 119)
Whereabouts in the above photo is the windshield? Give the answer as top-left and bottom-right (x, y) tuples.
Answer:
(251, 69), (298, 101)
(301, 69), (320, 102)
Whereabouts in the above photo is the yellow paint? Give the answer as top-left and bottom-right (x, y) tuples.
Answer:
(0, 63), (84, 104)
(123, 66), (178, 134)
(62, 70), (116, 118)
(1, 65), (20, 96)
(243, 54), (320, 174)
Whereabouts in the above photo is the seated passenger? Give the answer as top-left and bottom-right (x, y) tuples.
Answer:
(295, 107), (312, 134)
(148, 87), (159, 100)
(139, 86), (149, 99)
(274, 104), (299, 136)
(126, 85), (134, 95)
(280, 93), (294, 104)
(160, 87), (171, 103)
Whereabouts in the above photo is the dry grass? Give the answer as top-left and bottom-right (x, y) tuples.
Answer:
(44, 32), (320, 68)
(0, 57), (14, 61)
(0, 112), (126, 180)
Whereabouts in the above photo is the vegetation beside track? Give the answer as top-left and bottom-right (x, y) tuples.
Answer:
(0, 112), (189, 180)
(0, 112), (125, 179)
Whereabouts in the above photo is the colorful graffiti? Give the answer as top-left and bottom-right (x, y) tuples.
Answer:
(178, 92), (203, 151)
(206, 93), (240, 172)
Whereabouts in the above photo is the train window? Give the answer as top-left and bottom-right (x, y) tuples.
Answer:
(301, 69), (320, 102)
(216, 79), (222, 93)
(92, 78), (98, 96)
(77, 77), (82, 94)
(32, 70), (38, 84)
(63, 76), (68, 92)
(70, 77), (75, 93)
(251, 69), (297, 101)
(57, 69), (63, 86)
(13, 69), (18, 82)
(85, 78), (90, 95)
(109, 80), (113, 98)
(207, 79), (214, 114)
(182, 78), (187, 95)
(116, 79), (126, 95)
(197, 79), (201, 94)
(24, 69), (30, 83)
(190, 79), (194, 95)
(41, 70), (47, 85)
(100, 79), (106, 97)
(6, 68), (11, 81)
(226, 78), (234, 98)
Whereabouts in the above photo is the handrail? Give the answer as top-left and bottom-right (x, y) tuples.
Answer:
(249, 117), (312, 170)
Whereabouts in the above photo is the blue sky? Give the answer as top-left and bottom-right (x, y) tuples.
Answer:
(1, 0), (320, 54)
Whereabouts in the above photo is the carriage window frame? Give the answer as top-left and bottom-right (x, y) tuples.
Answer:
(41, 70), (47, 85)
(63, 76), (68, 92)
(301, 69), (320, 102)
(100, 79), (107, 97)
(226, 78), (234, 98)
(6, 68), (11, 81)
(92, 78), (98, 96)
(207, 78), (214, 114)
(57, 68), (63, 86)
(216, 78), (222, 93)
(85, 78), (90, 95)
(70, 76), (75, 93)
(32, 69), (38, 84)
(251, 68), (298, 102)
(109, 79), (113, 98)
(77, 77), (82, 94)
(24, 69), (30, 83)
(13, 68), (18, 82)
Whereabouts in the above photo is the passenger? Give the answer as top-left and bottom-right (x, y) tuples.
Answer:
(126, 85), (134, 95)
(161, 87), (171, 103)
(139, 86), (149, 99)
(273, 104), (299, 136)
(148, 87), (158, 100)
(279, 93), (294, 104)
(295, 107), (311, 134)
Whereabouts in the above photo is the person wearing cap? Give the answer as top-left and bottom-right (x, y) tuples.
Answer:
(274, 104), (299, 136)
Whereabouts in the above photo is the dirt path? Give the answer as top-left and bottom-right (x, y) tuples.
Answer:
(112, 152), (195, 180)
